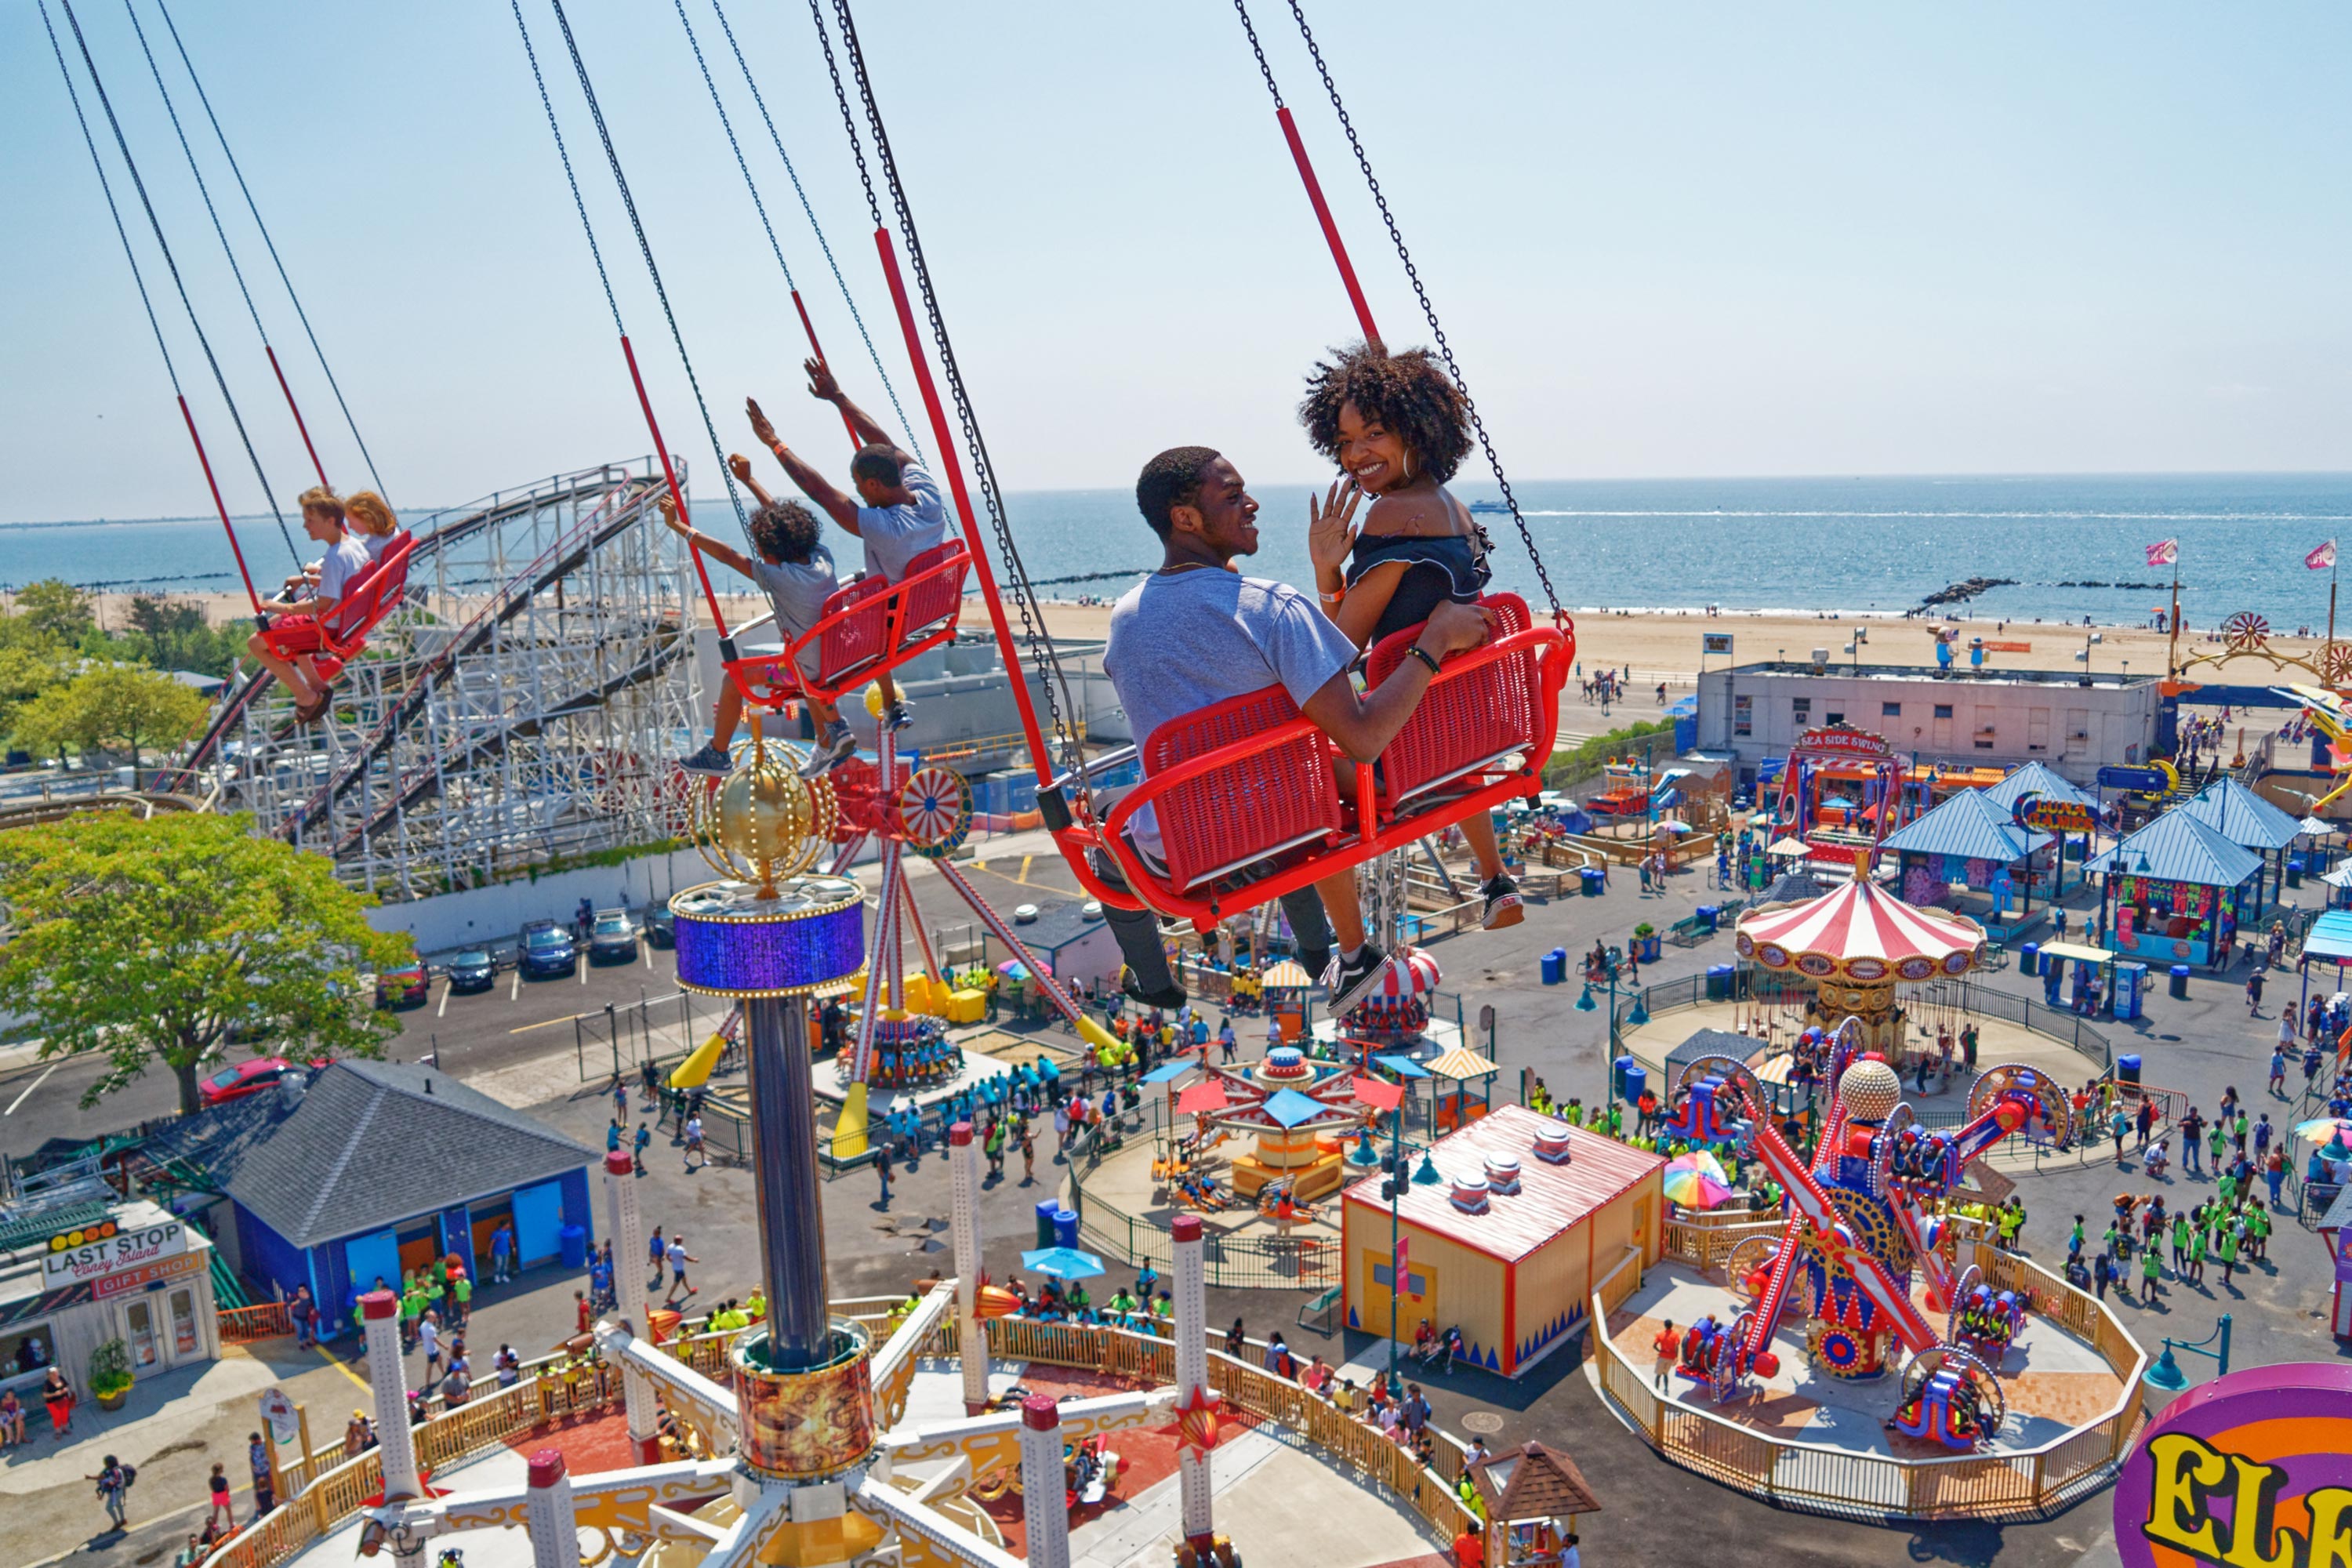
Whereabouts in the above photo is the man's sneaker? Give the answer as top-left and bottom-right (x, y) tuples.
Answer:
(1325, 945), (1396, 1018)
(1481, 873), (1526, 931)
(885, 700), (914, 734)
(1123, 971), (1189, 1011)
(677, 743), (733, 777)
(800, 724), (859, 779)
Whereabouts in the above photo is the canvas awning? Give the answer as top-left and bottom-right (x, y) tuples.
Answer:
(2040, 942), (2117, 966)
(1425, 1046), (1501, 1080)
(2303, 912), (2352, 966)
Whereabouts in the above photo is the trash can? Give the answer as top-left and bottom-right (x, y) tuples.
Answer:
(1697, 905), (1720, 931)
(1541, 948), (1566, 986)
(2169, 963), (2191, 1000)
(1621, 1065), (1647, 1109)
(557, 1224), (589, 1271)
(2019, 942), (2041, 979)
(1052, 1207), (1080, 1250)
(1579, 867), (1606, 898)
(2117, 1052), (2142, 1087)
(1036, 1199), (1061, 1249)
(1706, 963), (1735, 1001)
(2113, 962), (2147, 1019)
(2289, 857), (2307, 889)
(1611, 1055), (1635, 1101)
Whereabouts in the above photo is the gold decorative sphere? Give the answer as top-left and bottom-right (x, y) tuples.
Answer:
(691, 740), (832, 895)
(1837, 1059), (1902, 1123)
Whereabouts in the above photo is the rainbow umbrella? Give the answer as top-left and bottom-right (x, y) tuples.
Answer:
(1661, 1151), (1737, 1209)
(2294, 1118), (2352, 1146)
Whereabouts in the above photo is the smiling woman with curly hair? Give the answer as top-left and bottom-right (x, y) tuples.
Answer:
(1297, 339), (1522, 931)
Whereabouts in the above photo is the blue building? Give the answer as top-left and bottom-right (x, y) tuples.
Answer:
(209, 1060), (593, 1325)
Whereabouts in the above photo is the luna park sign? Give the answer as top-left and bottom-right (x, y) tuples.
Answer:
(2118, 1364), (2352, 1567)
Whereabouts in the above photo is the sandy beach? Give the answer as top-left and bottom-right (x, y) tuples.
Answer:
(83, 586), (2296, 701)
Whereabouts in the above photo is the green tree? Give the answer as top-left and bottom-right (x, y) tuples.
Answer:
(13, 579), (95, 644)
(8, 665), (209, 786)
(0, 812), (405, 1114)
(116, 595), (249, 680)
(0, 641), (69, 746)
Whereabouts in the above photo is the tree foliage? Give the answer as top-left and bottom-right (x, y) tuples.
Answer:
(0, 812), (405, 1114)
(10, 666), (210, 784)
(13, 579), (95, 644)
(114, 595), (250, 679)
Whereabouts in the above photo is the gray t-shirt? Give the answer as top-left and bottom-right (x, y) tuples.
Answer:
(1102, 567), (1357, 855)
(853, 463), (949, 582)
(747, 545), (841, 679)
(316, 532), (373, 613)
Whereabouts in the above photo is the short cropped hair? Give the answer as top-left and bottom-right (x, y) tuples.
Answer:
(849, 443), (902, 488)
(296, 485), (346, 524)
(748, 499), (822, 565)
(344, 491), (398, 537)
(1298, 342), (1470, 484)
(1135, 446), (1222, 540)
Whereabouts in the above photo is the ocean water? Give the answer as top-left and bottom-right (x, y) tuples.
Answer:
(10, 472), (2352, 630)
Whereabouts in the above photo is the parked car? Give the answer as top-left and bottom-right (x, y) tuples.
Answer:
(446, 949), (497, 993)
(375, 951), (430, 1008)
(644, 905), (676, 949)
(519, 920), (577, 978)
(587, 909), (638, 964)
(198, 1055), (326, 1108)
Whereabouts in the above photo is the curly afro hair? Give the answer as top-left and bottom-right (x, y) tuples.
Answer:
(747, 499), (822, 565)
(1298, 343), (1469, 485)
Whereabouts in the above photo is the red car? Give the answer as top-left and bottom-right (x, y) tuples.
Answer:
(198, 1056), (327, 1108)
(376, 957), (430, 1008)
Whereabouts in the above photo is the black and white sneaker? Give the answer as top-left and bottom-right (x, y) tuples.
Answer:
(1482, 873), (1526, 931)
(885, 700), (915, 734)
(678, 742), (733, 777)
(800, 724), (859, 779)
(1325, 945), (1396, 1018)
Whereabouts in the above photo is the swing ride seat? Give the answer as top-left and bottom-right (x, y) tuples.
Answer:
(255, 532), (416, 678)
(723, 539), (971, 707)
(1072, 597), (1568, 926)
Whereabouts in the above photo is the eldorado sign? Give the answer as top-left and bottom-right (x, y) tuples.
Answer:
(2117, 1363), (2352, 1567)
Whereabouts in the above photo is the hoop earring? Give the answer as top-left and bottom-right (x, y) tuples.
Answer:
(1402, 450), (1414, 481)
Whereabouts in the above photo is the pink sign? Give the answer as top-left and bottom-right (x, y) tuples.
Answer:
(2115, 1363), (2352, 1567)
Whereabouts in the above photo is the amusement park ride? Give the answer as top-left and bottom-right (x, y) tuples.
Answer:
(1659, 1022), (2074, 1451)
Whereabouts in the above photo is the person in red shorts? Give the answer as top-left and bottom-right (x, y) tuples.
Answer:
(245, 487), (370, 724)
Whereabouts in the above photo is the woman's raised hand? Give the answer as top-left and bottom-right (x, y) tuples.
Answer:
(1307, 476), (1363, 575)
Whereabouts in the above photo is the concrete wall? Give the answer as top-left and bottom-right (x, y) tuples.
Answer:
(1696, 662), (2160, 786)
(364, 844), (715, 956)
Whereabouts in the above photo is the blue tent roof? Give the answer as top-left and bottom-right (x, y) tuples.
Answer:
(1879, 789), (2049, 864)
(1139, 1060), (1196, 1085)
(2305, 911), (2352, 966)
(1261, 1087), (1330, 1128)
(2084, 808), (2264, 887)
(2180, 779), (2304, 852)
(1981, 761), (2095, 815)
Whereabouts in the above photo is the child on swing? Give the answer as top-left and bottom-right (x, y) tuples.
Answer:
(1301, 342), (1523, 930)
(247, 486), (371, 724)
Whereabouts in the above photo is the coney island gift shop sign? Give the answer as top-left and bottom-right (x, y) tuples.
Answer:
(2118, 1363), (2352, 1567)
(43, 1218), (187, 1287)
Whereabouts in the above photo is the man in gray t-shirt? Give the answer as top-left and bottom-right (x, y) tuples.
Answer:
(747, 359), (949, 736)
(662, 481), (859, 779)
(1098, 446), (1489, 1016)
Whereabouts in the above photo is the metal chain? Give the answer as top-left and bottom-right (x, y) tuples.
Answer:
(510, 0), (622, 337)
(705, 0), (925, 468)
(1279, 0), (1561, 621)
(119, 0), (266, 343)
(542, 0), (750, 537)
(153, 0), (387, 496)
(1229, 0), (1285, 108)
(673, 0), (800, 295)
(822, 0), (1089, 787)
(806, 0), (883, 230)
(55, 0), (297, 564)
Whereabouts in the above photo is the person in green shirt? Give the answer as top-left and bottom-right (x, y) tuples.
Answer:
(2169, 1213), (2190, 1269)
(451, 1273), (472, 1330)
(2139, 1242), (2161, 1298)
(2216, 1226), (2241, 1286)
(1106, 1289), (1139, 1323)
(2068, 1216), (2086, 1256)
(2247, 1204), (2272, 1260)
(2208, 1123), (2227, 1167)
(1607, 1104), (1624, 1138)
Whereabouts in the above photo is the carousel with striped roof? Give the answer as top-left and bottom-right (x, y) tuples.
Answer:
(1734, 859), (1991, 1057)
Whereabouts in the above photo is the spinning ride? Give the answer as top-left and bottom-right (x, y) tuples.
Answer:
(1733, 865), (1989, 1056)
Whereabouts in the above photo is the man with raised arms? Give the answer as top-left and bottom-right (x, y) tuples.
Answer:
(1098, 446), (1490, 1016)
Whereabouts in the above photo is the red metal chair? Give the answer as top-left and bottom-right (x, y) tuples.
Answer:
(723, 540), (972, 709)
(1361, 593), (1557, 818)
(1134, 683), (1347, 898)
(256, 532), (416, 681)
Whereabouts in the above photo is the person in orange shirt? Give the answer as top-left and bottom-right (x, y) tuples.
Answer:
(1452, 1521), (1484, 1568)
(1652, 1318), (1681, 1392)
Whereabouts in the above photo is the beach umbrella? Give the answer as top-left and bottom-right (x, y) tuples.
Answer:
(1766, 837), (1811, 858)
(1655, 818), (1693, 834)
(2292, 1118), (2352, 1145)
(1020, 1247), (1107, 1282)
(996, 959), (1030, 979)
(1661, 1151), (1737, 1210)
(1175, 1080), (1231, 1116)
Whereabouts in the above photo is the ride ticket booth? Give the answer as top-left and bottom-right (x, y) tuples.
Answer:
(2086, 809), (2265, 971)
(0, 1199), (220, 1400)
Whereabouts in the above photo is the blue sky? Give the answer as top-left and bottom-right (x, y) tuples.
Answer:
(5, 2), (2351, 522)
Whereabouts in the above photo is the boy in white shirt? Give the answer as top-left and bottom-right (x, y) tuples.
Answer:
(246, 487), (371, 724)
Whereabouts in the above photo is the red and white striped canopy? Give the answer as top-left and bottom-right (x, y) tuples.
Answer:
(1372, 946), (1442, 1002)
(1734, 877), (1985, 984)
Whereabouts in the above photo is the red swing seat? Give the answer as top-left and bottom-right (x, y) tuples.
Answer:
(256, 532), (416, 682)
(724, 539), (971, 708)
(1074, 593), (1572, 925)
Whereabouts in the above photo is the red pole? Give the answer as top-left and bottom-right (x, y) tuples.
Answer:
(790, 289), (862, 451)
(1276, 106), (1381, 347)
(178, 394), (262, 613)
(618, 334), (731, 640)
(264, 345), (329, 489)
(870, 227), (1055, 788)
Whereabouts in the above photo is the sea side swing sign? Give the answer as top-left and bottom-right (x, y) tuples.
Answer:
(2117, 1363), (2352, 1568)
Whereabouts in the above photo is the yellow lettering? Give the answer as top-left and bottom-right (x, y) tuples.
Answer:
(2223, 1454), (2295, 1568)
(2308, 1487), (2352, 1568)
(2142, 1433), (2228, 1559)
